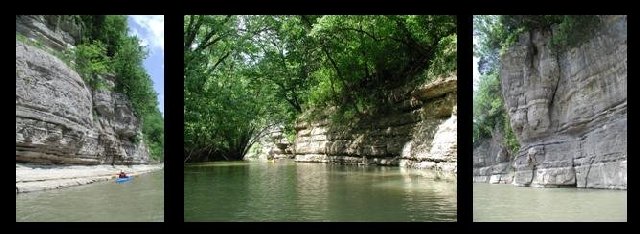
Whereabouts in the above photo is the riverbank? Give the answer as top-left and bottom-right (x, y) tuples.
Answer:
(16, 163), (164, 193)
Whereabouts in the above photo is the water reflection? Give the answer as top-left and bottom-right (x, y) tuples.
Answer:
(296, 163), (330, 221)
(184, 161), (456, 221)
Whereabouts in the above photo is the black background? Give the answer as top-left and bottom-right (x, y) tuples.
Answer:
(13, 0), (633, 231)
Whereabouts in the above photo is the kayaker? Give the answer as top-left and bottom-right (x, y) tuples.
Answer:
(118, 171), (127, 178)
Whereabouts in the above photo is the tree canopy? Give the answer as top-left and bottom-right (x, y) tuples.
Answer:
(184, 15), (456, 162)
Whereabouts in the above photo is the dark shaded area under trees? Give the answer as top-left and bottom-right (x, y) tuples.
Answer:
(184, 15), (456, 163)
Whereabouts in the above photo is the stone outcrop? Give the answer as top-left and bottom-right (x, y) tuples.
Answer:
(499, 15), (626, 189)
(16, 15), (82, 51)
(16, 15), (150, 165)
(294, 75), (457, 174)
(245, 126), (295, 161)
(472, 130), (514, 184)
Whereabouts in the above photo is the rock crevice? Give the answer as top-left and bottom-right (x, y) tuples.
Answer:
(475, 15), (626, 189)
(293, 75), (457, 173)
(16, 15), (150, 165)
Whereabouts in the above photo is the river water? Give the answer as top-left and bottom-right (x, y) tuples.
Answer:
(473, 183), (627, 221)
(16, 170), (164, 222)
(184, 161), (457, 221)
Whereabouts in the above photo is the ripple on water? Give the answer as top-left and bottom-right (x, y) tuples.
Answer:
(184, 162), (456, 221)
(473, 183), (627, 222)
(16, 170), (164, 222)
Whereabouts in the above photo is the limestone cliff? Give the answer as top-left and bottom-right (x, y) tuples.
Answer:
(294, 75), (457, 173)
(498, 15), (627, 189)
(473, 130), (513, 184)
(245, 126), (295, 161)
(16, 15), (150, 165)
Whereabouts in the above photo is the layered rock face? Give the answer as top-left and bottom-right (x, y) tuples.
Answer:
(472, 130), (513, 184)
(245, 126), (295, 161)
(16, 15), (149, 165)
(500, 15), (626, 189)
(16, 15), (82, 51)
(294, 75), (457, 173)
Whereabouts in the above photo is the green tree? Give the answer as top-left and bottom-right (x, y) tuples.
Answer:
(184, 15), (456, 163)
(74, 41), (111, 89)
(76, 15), (164, 161)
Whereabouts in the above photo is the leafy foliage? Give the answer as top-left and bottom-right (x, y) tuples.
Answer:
(143, 109), (164, 160)
(184, 15), (456, 162)
(473, 15), (600, 155)
(473, 15), (520, 154)
(499, 15), (601, 54)
(16, 33), (75, 67)
(473, 71), (502, 140)
(549, 15), (601, 53)
(18, 15), (164, 161)
(80, 15), (164, 161)
(472, 69), (520, 154)
(79, 15), (128, 56)
(473, 15), (600, 152)
(74, 41), (111, 89)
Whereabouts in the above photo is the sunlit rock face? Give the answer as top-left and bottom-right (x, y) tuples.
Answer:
(16, 15), (149, 165)
(500, 15), (626, 189)
(294, 75), (457, 174)
(473, 130), (514, 184)
(244, 125), (295, 161)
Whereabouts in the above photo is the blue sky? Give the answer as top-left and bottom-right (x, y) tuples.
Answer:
(127, 15), (164, 116)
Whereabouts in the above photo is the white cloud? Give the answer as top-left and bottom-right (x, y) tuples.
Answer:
(129, 15), (164, 53)
(128, 27), (150, 47)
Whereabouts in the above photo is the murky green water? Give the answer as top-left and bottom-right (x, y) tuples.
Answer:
(184, 161), (456, 221)
(16, 170), (164, 222)
(473, 183), (627, 222)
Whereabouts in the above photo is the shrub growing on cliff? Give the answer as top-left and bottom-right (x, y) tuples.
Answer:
(503, 115), (520, 155)
(474, 15), (602, 153)
(549, 15), (601, 54)
(81, 15), (164, 161)
(16, 33), (75, 67)
(74, 41), (112, 89)
(79, 15), (128, 57)
(19, 15), (164, 161)
(497, 15), (601, 55)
